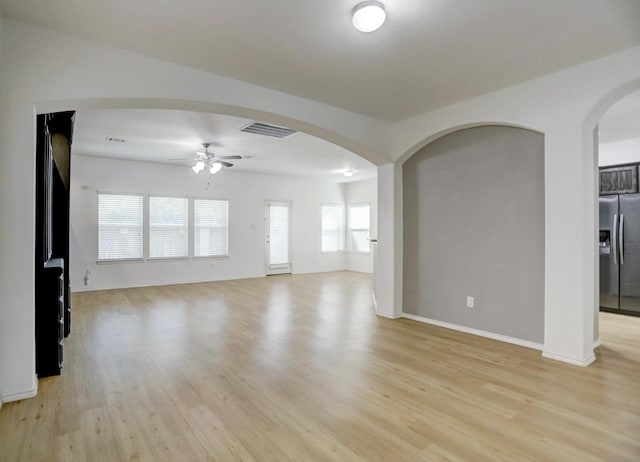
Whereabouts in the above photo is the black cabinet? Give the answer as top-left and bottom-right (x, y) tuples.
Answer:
(35, 111), (75, 378)
(36, 259), (64, 377)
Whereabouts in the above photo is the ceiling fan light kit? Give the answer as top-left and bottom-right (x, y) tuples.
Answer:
(352, 1), (386, 33)
(191, 142), (242, 175)
(192, 160), (205, 173)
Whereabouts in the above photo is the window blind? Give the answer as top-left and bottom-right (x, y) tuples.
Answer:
(348, 204), (370, 253)
(98, 193), (144, 260)
(194, 199), (228, 257)
(321, 205), (345, 252)
(149, 196), (188, 258)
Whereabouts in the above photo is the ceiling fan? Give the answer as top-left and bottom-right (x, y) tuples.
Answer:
(189, 143), (243, 174)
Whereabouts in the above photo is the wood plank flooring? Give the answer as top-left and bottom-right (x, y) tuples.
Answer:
(1, 271), (640, 461)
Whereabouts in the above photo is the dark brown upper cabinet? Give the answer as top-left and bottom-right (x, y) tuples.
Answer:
(600, 165), (638, 195)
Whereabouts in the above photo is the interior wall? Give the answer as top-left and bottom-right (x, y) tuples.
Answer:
(386, 45), (640, 366)
(403, 126), (545, 344)
(345, 178), (377, 273)
(70, 155), (348, 291)
(599, 137), (640, 166)
(1, 14), (639, 399)
(0, 18), (389, 401)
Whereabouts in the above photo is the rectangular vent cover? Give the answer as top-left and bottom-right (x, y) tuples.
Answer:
(241, 122), (297, 139)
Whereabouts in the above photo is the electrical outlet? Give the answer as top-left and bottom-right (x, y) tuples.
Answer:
(466, 296), (475, 308)
(210, 263), (216, 270)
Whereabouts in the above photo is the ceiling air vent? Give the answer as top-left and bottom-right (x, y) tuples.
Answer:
(241, 122), (297, 139)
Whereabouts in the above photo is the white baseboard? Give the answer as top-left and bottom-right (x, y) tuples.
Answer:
(1, 374), (38, 403)
(542, 350), (596, 367)
(402, 313), (544, 351)
(594, 338), (602, 348)
(71, 272), (265, 292)
(371, 292), (403, 318)
(376, 310), (403, 319)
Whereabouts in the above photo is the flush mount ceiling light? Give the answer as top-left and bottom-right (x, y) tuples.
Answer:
(343, 169), (356, 177)
(352, 1), (386, 33)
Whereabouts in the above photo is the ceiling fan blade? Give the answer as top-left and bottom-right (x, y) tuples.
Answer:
(217, 155), (242, 160)
(167, 158), (193, 161)
(217, 160), (234, 167)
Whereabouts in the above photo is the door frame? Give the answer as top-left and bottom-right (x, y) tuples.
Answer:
(265, 200), (292, 275)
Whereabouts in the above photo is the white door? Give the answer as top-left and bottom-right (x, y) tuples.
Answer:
(266, 201), (292, 275)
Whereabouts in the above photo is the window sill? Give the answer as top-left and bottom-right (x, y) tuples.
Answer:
(148, 257), (190, 262)
(96, 256), (230, 264)
(192, 255), (230, 260)
(96, 258), (144, 265)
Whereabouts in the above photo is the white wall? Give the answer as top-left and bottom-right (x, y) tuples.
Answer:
(344, 178), (377, 273)
(2, 16), (640, 401)
(599, 137), (640, 166)
(381, 45), (640, 366)
(70, 155), (347, 292)
(0, 19), (389, 402)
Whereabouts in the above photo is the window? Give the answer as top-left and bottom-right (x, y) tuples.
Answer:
(149, 196), (189, 258)
(348, 204), (370, 253)
(194, 199), (229, 257)
(98, 193), (143, 260)
(321, 204), (345, 252)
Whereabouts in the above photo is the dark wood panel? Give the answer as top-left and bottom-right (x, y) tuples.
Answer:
(599, 165), (638, 195)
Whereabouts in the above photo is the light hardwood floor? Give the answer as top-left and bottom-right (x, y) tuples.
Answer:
(1, 271), (640, 461)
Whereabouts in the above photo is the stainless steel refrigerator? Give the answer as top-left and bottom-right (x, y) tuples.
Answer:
(600, 193), (640, 313)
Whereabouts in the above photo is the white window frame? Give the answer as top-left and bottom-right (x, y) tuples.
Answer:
(96, 193), (233, 263)
(348, 203), (371, 254)
(321, 203), (345, 253)
(193, 197), (230, 258)
(96, 191), (145, 263)
(148, 195), (190, 260)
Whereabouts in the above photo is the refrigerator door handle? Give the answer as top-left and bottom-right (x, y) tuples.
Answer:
(613, 214), (618, 265)
(619, 214), (625, 265)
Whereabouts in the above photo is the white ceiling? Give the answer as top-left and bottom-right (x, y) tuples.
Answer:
(2, 0), (639, 121)
(72, 109), (377, 182)
(599, 89), (640, 144)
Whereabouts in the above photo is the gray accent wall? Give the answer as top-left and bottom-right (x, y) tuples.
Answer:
(403, 126), (544, 343)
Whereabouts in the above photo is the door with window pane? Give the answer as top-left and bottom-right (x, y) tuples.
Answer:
(266, 201), (291, 275)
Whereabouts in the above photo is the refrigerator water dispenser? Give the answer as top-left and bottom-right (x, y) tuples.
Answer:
(599, 230), (611, 254)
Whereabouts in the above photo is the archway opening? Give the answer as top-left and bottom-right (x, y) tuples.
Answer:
(34, 100), (382, 367)
(592, 86), (640, 350)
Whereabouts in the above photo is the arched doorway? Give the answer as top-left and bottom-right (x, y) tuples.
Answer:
(586, 81), (640, 349)
(33, 99), (383, 378)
